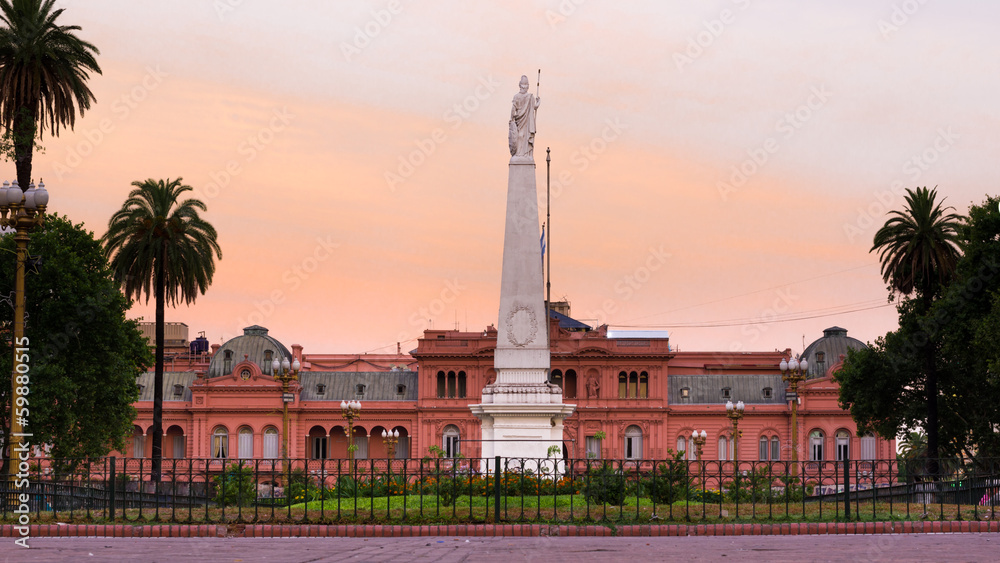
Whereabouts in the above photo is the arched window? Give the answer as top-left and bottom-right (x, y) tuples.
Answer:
(549, 369), (563, 390)
(172, 433), (185, 459)
(836, 430), (850, 461)
(860, 433), (876, 460)
(624, 425), (643, 460)
(718, 436), (733, 461)
(628, 371), (639, 398)
(212, 427), (229, 459)
(639, 372), (648, 399)
(443, 425), (460, 458)
(759, 436), (770, 461)
(447, 371), (457, 398)
(810, 430), (824, 461)
(132, 427), (145, 459)
(618, 372), (627, 398)
(676, 436), (687, 458)
(238, 427), (253, 459)
(310, 427), (328, 460)
(457, 371), (467, 398)
(352, 428), (369, 460)
(771, 436), (780, 461)
(263, 427), (279, 459)
(565, 369), (577, 398)
(436, 371), (446, 398)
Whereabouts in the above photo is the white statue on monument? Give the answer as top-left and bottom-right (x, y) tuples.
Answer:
(508, 74), (541, 160)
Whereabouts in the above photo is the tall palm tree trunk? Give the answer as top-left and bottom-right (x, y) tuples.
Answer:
(12, 105), (34, 189)
(151, 252), (165, 481)
(922, 293), (940, 480)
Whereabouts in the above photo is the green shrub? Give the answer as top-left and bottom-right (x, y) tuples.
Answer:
(647, 450), (692, 504)
(583, 462), (627, 505)
(212, 463), (257, 506)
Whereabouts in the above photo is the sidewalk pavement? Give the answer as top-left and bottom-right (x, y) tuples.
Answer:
(2, 520), (999, 538)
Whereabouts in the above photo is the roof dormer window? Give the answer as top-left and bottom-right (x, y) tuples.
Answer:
(172, 384), (184, 398)
(316, 384), (326, 395)
(721, 387), (731, 400)
(356, 384), (366, 398)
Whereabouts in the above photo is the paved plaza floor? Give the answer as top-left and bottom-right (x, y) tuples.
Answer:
(2, 533), (997, 562)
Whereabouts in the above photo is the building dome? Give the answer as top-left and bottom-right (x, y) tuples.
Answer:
(800, 326), (866, 378)
(207, 325), (293, 378)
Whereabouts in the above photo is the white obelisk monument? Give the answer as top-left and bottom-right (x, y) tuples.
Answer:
(470, 75), (575, 464)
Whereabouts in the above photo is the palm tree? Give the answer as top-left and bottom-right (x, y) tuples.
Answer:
(871, 186), (963, 475)
(0, 0), (101, 189)
(104, 179), (221, 479)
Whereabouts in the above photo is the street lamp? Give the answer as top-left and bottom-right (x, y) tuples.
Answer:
(691, 429), (707, 462)
(725, 400), (745, 465)
(0, 180), (48, 492)
(691, 429), (707, 482)
(340, 400), (362, 463)
(382, 429), (399, 460)
(780, 357), (809, 477)
(272, 355), (300, 461)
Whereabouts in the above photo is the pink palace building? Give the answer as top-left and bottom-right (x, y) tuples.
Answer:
(128, 309), (893, 465)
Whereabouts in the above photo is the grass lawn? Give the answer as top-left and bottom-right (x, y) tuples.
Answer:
(4, 493), (995, 525)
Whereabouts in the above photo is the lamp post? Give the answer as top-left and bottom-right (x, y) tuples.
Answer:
(0, 180), (48, 493)
(382, 429), (399, 460)
(725, 400), (745, 465)
(340, 400), (362, 463)
(272, 355), (300, 462)
(691, 429), (707, 483)
(691, 429), (707, 462)
(780, 357), (808, 477)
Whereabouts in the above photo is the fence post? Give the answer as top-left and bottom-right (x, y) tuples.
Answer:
(494, 456), (501, 523)
(108, 456), (116, 523)
(843, 453), (851, 521)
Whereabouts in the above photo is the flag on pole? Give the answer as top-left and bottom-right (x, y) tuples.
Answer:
(540, 224), (546, 259)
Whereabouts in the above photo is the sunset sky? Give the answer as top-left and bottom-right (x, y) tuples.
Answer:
(35, 1), (1000, 356)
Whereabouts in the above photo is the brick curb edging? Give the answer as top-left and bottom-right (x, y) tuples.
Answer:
(3, 521), (999, 538)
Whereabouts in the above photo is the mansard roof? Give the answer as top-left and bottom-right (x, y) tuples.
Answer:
(299, 371), (418, 401)
(801, 326), (866, 378)
(668, 373), (787, 405)
(207, 325), (293, 378)
(136, 371), (197, 401)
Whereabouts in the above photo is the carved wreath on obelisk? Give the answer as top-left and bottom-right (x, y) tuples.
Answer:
(505, 303), (538, 347)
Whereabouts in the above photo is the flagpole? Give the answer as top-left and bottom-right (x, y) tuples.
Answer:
(546, 147), (551, 314)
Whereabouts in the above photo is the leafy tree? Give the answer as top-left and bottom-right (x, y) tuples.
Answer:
(103, 178), (221, 479)
(870, 186), (963, 469)
(840, 194), (1000, 467)
(0, 214), (150, 472)
(930, 194), (1000, 460)
(0, 0), (101, 188)
(898, 430), (928, 460)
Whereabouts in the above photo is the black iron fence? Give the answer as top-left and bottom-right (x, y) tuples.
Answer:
(2, 456), (998, 524)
